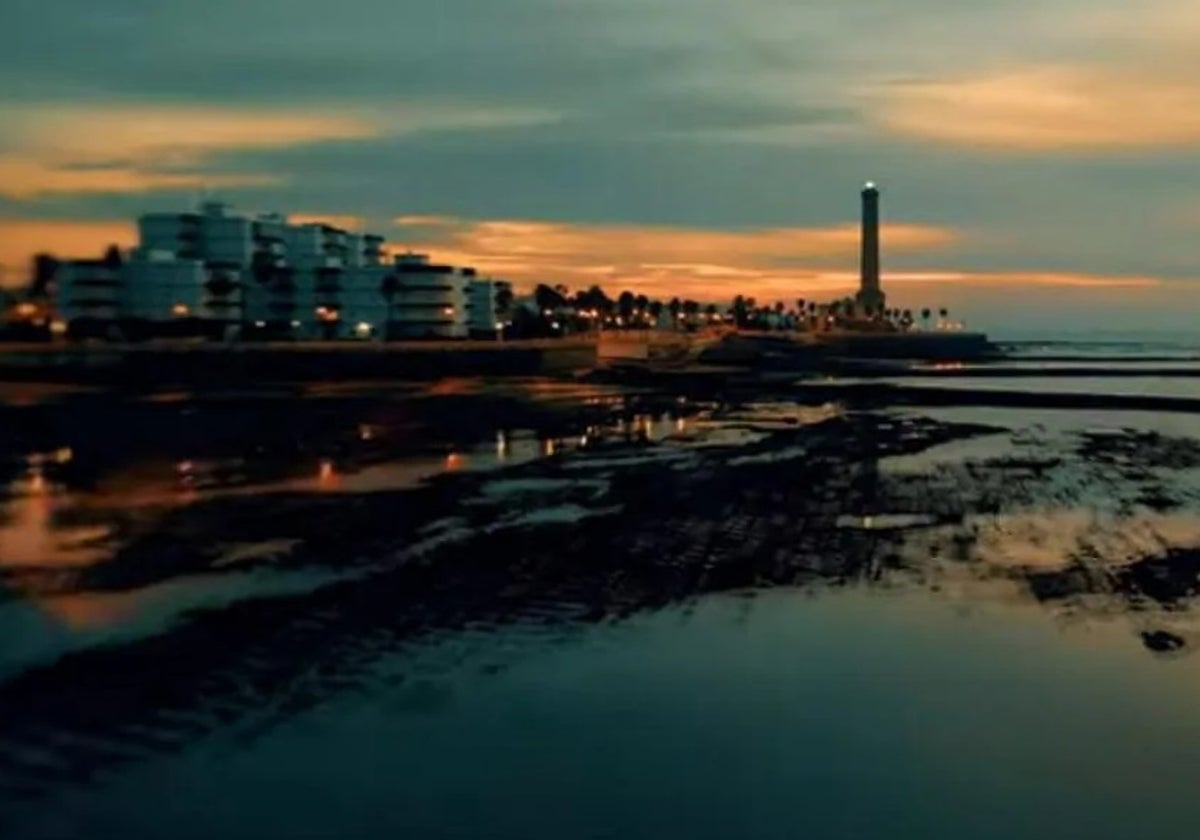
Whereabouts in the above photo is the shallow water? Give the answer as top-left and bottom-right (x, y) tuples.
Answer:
(5, 365), (1200, 839)
(831, 374), (1200, 402)
(13, 588), (1200, 840)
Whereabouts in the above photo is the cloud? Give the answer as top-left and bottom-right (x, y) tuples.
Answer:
(386, 214), (1173, 302)
(0, 101), (554, 200)
(882, 271), (1161, 288)
(0, 0), (1198, 322)
(0, 157), (278, 200)
(876, 65), (1200, 151)
(1, 103), (378, 164)
(390, 214), (957, 299)
(0, 103), (367, 200)
(392, 214), (461, 227)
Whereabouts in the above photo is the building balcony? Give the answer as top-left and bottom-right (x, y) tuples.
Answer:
(397, 263), (454, 275)
(70, 278), (122, 288)
(68, 298), (122, 310)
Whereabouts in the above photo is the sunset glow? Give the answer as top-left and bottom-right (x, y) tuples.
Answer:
(2, 0), (1198, 330)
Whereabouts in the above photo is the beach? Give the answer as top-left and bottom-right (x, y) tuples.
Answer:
(4, 342), (1200, 837)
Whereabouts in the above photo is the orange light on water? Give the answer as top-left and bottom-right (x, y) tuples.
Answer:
(318, 459), (336, 484)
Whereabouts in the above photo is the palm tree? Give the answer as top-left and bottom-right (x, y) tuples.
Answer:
(732, 295), (748, 328)
(617, 291), (636, 326)
(495, 283), (514, 327)
(920, 307), (932, 330)
(30, 253), (59, 298)
(535, 284), (566, 314)
(634, 294), (650, 322)
(668, 297), (682, 326)
(103, 244), (123, 270)
(648, 299), (664, 323)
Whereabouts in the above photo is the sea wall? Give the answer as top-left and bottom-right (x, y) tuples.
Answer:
(817, 331), (996, 360)
(0, 339), (599, 386)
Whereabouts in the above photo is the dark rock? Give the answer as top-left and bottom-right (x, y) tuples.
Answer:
(1141, 630), (1186, 653)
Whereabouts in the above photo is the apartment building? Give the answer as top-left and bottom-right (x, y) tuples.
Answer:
(55, 203), (509, 341)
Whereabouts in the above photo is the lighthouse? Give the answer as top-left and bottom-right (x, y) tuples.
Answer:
(857, 181), (885, 314)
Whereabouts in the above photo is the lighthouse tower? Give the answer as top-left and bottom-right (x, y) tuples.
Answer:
(857, 182), (885, 314)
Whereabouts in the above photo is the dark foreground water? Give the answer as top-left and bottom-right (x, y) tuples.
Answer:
(5, 352), (1200, 839)
(20, 589), (1200, 840)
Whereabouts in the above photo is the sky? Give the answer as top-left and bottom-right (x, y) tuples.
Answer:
(2, 0), (1199, 334)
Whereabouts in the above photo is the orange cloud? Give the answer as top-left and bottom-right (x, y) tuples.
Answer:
(0, 157), (277, 200)
(0, 103), (376, 199)
(876, 66), (1200, 151)
(879, 271), (1160, 289)
(389, 214), (1170, 302)
(4, 104), (378, 166)
(0, 102), (556, 200)
(393, 214), (460, 227)
(0, 219), (137, 286)
(394, 215), (954, 261)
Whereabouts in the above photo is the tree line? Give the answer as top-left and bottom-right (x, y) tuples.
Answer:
(511, 283), (952, 336)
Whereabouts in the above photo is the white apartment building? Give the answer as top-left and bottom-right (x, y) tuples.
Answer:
(55, 202), (509, 341)
(55, 259), (123, 337)
(466, 276), (511, 337)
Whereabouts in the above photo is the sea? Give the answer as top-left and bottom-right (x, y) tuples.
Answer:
(3, 336), (1200, 839)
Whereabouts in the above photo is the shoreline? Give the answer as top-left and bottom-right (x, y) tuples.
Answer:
(5, 385), (1200, 804)
(5, 360), (1200, 817)
(0, 329), (999, 385)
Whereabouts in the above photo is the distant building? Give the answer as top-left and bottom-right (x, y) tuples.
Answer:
(55, 202), (507, 341)
(56, 258), (125, 337)
(466, 276), (511, 337)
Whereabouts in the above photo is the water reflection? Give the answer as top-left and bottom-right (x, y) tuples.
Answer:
(0, 403), (700, 574)
(318, 458), (337, 487)
(0, 469), (111, 570)
(9, 394), (1200, 833)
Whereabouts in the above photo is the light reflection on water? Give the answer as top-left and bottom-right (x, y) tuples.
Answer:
(835, 374), (1200, 402)
(0, 409), (695, 625)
